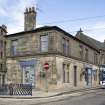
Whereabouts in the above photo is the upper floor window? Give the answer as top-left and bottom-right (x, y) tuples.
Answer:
(85, 48), (88, 61)
(62, 38), (69, 56)
(79, 45), (83, 59)
(0, 40), (3, 59)
(40, 35), (48, 52)
(11, 39), (18, 55)
(101, 54), (104, 64)
(94, 53), (98, 64)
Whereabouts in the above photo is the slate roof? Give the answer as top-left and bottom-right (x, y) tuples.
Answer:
(5, 25), (99, 52)
(76, 30), (105, 51)
(5, 26), (56, 37)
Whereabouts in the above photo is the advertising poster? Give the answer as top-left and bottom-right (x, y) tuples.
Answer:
(19, 59), (37, 86)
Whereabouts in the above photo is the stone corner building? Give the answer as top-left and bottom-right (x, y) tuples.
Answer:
(3, 7), (105, 91)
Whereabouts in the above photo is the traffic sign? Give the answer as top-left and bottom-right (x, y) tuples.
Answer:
(44, 62), (49, 70)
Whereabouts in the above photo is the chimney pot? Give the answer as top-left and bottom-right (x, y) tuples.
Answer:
(25, 8), (28, 13)
(2, 24), (7, 33)
(32, 7), (35, 12)
(29, 7), (31, 12)
(79, 28), (83, 33)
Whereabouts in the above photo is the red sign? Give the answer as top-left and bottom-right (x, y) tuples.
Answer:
(44, 62), (49, 70)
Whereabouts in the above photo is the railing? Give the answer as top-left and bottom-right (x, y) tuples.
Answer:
(0, 84), (32, 96)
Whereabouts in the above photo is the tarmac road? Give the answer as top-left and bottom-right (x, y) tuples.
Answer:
(34, 89), (105, 105)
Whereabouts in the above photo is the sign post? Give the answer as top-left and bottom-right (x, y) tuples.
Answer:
(44, 62), (49, 92)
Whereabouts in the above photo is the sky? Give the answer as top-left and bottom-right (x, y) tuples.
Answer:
(0, 0), (105, 42)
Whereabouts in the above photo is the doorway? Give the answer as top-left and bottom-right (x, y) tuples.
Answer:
(85, 68), (92, 87)
(87, 68), (92, 87)
(74, 66), (77, 87)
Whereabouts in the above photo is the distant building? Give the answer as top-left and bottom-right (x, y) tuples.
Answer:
(76, 30), (105, 66)
(3, 7), (105, 91)
(0, 25), (7, 85)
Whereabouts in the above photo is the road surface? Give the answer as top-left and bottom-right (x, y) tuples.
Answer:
(0, 89), (105, 105)
(37, 89), (105, 105)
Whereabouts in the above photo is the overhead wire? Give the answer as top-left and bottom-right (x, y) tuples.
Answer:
(41, 15), (105, 24)
(7, 14), (105, 34)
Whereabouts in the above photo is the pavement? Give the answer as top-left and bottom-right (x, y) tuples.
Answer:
(35, 89), (105, 105)
(0, 86), (102, 99)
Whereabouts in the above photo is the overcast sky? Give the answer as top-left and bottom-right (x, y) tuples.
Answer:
(0, 0), (105, 42)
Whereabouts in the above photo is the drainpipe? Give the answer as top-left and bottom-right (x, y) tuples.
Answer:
(99, 50), (102, 85)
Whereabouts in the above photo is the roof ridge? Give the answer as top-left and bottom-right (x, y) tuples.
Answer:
(76, 31), (105, 50)
(78, 32), (102, 43)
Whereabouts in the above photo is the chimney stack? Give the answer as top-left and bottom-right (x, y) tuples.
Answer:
(0, 24), (7, 35)
(78, 28), (83, 33)
(2, 24), (7, 32)
(24, 7), (36, 31)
